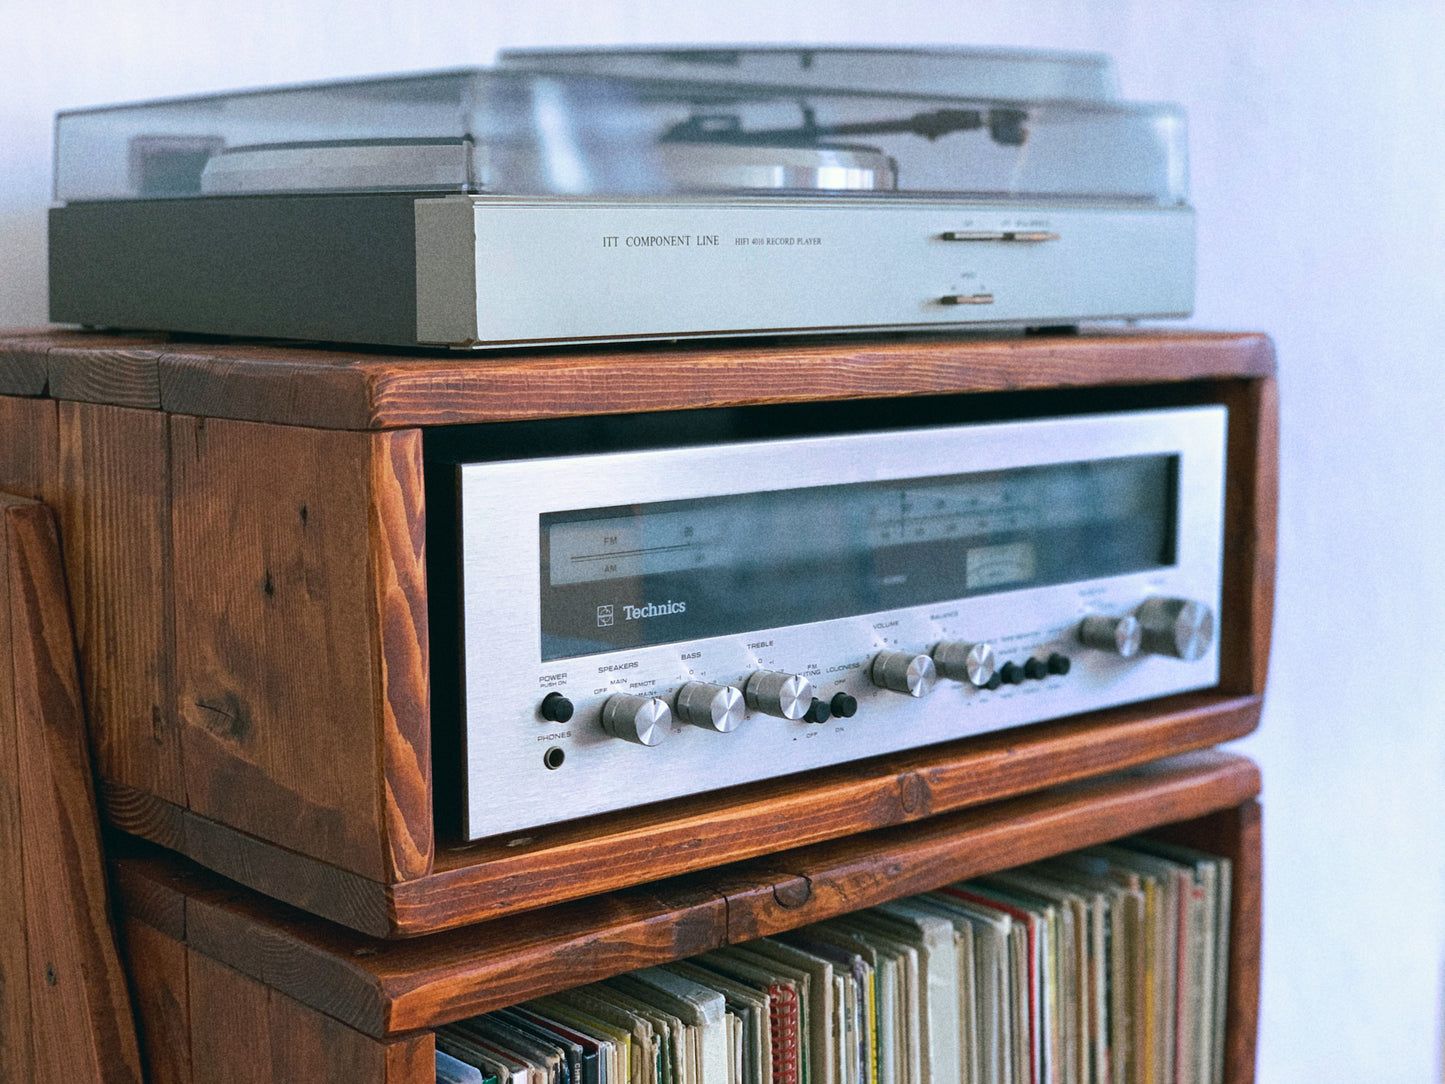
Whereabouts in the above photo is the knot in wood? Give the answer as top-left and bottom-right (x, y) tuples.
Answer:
(898, 771), (928, 814)
(771, 876), (812, 910)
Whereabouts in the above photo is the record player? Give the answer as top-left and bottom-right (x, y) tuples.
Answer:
(48, 47), (1194, 349)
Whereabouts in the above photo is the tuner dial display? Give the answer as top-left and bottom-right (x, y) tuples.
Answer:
(1136, 597), (1215, 661)
(744, 670), (814, 720)
(674, 682), (747, 733)
(600, 694), (672, 746)
(932, 639), (997, 687)
(870, 651), (937, 697)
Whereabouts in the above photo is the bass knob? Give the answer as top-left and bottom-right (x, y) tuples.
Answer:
(673, 682), (746, 733)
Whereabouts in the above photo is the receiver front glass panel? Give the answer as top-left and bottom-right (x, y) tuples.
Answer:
(539, 453), (1176, 660)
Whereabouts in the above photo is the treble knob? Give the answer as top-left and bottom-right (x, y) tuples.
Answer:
(870, 651), (937, 698)
(931, 640), (997, 687)
(599, 694), (672, 746)
(1077, 614), (1143, 658)
(1135, 597), (1215, 661)
(743, 670), (814, 721)
(674, 681), (747, 733)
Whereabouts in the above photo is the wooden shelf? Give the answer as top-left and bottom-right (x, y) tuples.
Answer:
(113, 750), (1262, 1083)
(0, 328), (1277, 940)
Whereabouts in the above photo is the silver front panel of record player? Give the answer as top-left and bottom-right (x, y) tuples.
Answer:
(457, 406), (1225, 841)
(416, 196), (1194, 348)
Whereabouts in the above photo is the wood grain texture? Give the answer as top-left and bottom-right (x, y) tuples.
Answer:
(0, 495), (35, 1084)
(170, 417), (431, 882)
(399, 691), (1260, 935)
(1154, 799), (1263, 1084)
(0, 493), (144, 1083)
(0, 396), (59, 502)
(97, 690), (1258, 938)
(1216, 376), (1279, 696)
(111, 752), (1257, 1041)
(368, 429), (432, 881)
(0, 328), (1273, 429)
(120, 918), (192, 1084)
(188, 952), (436, 1084)
(0, 330), (170, 399)
(717, 750), (1260, 943)
(57, 402), (185, 805)
(48, 343), (167, 409)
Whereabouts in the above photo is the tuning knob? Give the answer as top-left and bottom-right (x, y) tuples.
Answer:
(931, 640), (997, 687)
(743, 670), (814, 720)
(674, 682), (746, 733)
(1135, 597), (1215, 661)
(1077, 614), (1143, 658)
(599, 694), (672, 746)
(870, 651), (937, 697)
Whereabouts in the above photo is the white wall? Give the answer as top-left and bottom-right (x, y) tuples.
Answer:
(4, 3), (1444, 1079)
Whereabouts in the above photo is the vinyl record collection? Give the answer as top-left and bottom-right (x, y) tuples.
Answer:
(434, 837), (1230, 1084)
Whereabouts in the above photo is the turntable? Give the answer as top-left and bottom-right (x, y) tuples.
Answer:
(48, 47), (1194, 349)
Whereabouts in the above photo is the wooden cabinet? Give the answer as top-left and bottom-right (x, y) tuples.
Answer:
(0, 327), (1274, 1081)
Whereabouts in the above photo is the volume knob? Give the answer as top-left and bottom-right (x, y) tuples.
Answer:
(1077, 614), (1143, 658)
(599, 694), (672, 746)
(1136, 597), (1215, 661)
(931, 640), (997, 687)
(674, 682), (746, 733)
(743, 670), (814, 721)
(870, 651), (937, 698)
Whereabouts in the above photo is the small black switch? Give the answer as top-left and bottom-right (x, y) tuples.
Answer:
(540, 692), (574, 723)
(1023, 657), (1049, 681)
(1047, 652), (1072, 676)
(829, 692), (858, 719)
(1000, 661), (1026, 685)
(803, 698), (832, 724)
(985, 673), (1003, 691)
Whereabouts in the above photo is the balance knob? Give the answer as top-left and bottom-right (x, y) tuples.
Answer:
(674, 682), (746, 733)
(932, 640), (997, 687)
(743, 670), (814, 721)
(1136, 597), (1215, 662)
(600, 694), (672, 746)
(1077, 614), (1143, 658)
(870, 651), (937, 698)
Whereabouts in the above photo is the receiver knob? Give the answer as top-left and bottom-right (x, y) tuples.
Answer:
(599, 694), (672, 747)
(931, 640), (997, 687)
(674, 682), (746, 733)
(743, 670), (814, 721)
(1077, 614), (1143, 658)
(1136, 597), (1215, 662)
(870, 651), (937, 698)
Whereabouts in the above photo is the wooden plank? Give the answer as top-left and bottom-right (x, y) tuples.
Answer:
(120, 919), (192, 1084)
(0, 330), (170, 399)
(0, 495), (36, 1084)
(1154, 799), (1263, 1084)
(368, 429), (432, 881)
(0, 494), (144, 1083)
(190, 949), (431, 1083)
(398, 692), (1260, 935)
(135, 329), (1276, 429)
(171, 417), (430, 882)
(48, 342), (166, 409)
(1217, 376), (1279, 696)
(717, 750), (1261, 944)
(0, 396), (59, 501)
(110, 754), (1256, 1040)
(57, 402), (185, 805)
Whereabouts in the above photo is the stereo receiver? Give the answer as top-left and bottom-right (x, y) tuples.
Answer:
(447, 404), (1225, 840)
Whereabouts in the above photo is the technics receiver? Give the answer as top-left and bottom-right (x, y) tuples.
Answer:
(444, 404), (1225, 840)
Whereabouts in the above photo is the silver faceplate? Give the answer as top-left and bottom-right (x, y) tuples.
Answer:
(458, 407), (1226, 840)
(414, 196), (1194, 348)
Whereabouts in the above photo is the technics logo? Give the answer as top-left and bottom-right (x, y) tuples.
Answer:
(623, 600), (687, 621)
